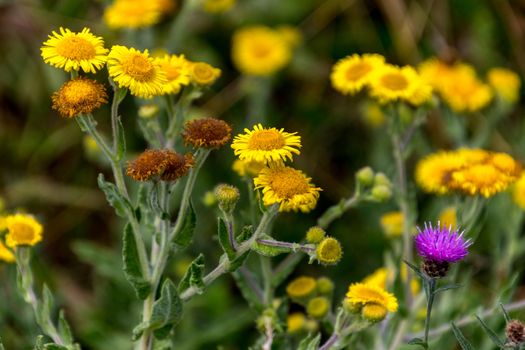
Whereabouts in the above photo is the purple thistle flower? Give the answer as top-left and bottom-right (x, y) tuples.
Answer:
(415, 222), (472, 263)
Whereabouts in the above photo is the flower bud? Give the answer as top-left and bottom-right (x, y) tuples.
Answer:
(316, 237), (343, 265)
(286, 276), (316, 303)
(362, 303), (387, 323)
(305, 226), (326, 244)
(374, 173), (391, 187)
(343, 298), (361, 314)
(286, 313), (306, 333)
(306, 297), (330, 319)
(506, 320), (525, 345)
(214, 184), (240, 214)
(371, 185), (392, 202)
(202, 191), (217, 207)
(138, 104), (159, 118)
(356, 166), (374, 187)
(316, 277), (334, 295)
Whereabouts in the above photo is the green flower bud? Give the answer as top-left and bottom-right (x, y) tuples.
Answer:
(374, 173), (391, 187)
(214, 184), (240, 214)
(316, 277), (334, 295)
(138, 104), (159, 118)
(356, 166), (374, 187)
(371, 185), (392, 202)
(306, 297), (330, 319)
(362, 303), (387, 323)
(305, 226), (326, 244)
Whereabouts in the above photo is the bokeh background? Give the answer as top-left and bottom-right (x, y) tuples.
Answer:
(2, 0), (525, 348)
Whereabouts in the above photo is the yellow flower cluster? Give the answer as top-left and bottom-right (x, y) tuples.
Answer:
(331, 54), (433, 106)
(41, 27), (222, 112)
(418, 58), (496, 113)
(512, 172), (525, 210)
(232, 25), (300, 76)
(231, 124), (321, 212)
(104, 0), (176, 30)
(487, 67), (521, 104)
(285, 276), (334, 326)
(415, 148), (521, 197)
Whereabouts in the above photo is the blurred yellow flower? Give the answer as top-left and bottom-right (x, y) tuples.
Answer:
(189, 62), (221, 86)
(487, 67), (521, 104)
(138, 104), (160, 118)
(287, 313), (306, 333)
(104, 0), (163, 29)
(107, 46), (167, 98)
(346, 282), (398, 312)
(276, 26), (302, 48)
(362, 266), (420, 296)
(155, 54), (191, 94)
(232, 26), (293, 76)
(286, 276), (316, 300)
(440, 70), (493, 113)
(331, 54), (385, 95)
(5, 214), (43, 248)
(254, 164), (321, 212)
(438, 206), (457, 229)
(0, 242), (15, 263)
(380, 211), (404, 238)
(512, 172), (525, 210)
(83, 135), (100, 156)
(232, 159), (265, 177)
(368, 64), (432, 106)
(41, 27), (108, 73)
(52, 78), (108, 118)
(306, 297), (330, 319)
(203, 0), (235, 13)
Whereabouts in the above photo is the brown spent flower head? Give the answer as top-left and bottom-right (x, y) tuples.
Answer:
(52, 77), (108, 118)
(506, 320), (525, 345)
(183, 118), (232, 148)
(126, 149), (193, 181)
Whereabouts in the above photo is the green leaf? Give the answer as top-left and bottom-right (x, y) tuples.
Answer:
(297, 333), (321, 350)
(228, 251), (250, 272)
(451, 322), (475, 350)
(434, 283), (462, 295)
(475, 315), (505, 346)
(251, 236), (292, 257)
(137, 117), (162, 148)
(500, 303), (511, 322)
(122, 224), (150, 300)
(115, 116), (126, 161)
(173, 202), (196, 249)
(403, 260), (428, 282)
(218, 218), (236, 261)
(36, 284), (54, 332)
(407, 337), (427, 349)
(43, 344), (68, 350)
(34, 335), (45, 350)
(151, 279), (183, 339)
(97, 173), (131, 217)
(232, 268), (263, 310)
(58, 310), (74, 345)
(178, 254), (205, 294)
(237, 225), (254, 242)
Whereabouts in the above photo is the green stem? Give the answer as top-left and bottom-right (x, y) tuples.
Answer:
(317, 194), (360, 229)
(424, 279), (437, 346)
(260, 256), (273, 305)
(255, 239), (315, 253)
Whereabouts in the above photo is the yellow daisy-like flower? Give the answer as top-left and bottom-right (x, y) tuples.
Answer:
(232, 26), (292, 76)
(0, 242), (15, 263)
(415, 148), (521, 197)
(41, 27), (108, 73)
(487, 67), (521, 104)
(330, 54), (385, 95)
(52, 77), (108, 118)
(104, 0), (162, 29)
(369, 64), (433, 106)
(107, 45), (167, 98)
(512, 172), (525, 210)
(231, 124), (301, 164)
(418, 58), (455, 91)
(346, 282), (398, 313)
(5, 214), (43, 248)
(203, 0), (235, 13)
(379, 211), (404, 238)
(232, 159), (265, 177)
(254, 164), (321, 212)
(441, 77), (493, 113)
(189, 62), (221, 86)
(286, 276), (316, 299)
(287, 313), (306, 333)
(155, 54), (191, 94)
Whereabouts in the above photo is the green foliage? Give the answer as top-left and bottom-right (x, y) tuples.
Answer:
(173, 202), (196, 249)
(178, 254), (205, 294)
(97, 174), (131, 218)
(122, 224), (150, 300)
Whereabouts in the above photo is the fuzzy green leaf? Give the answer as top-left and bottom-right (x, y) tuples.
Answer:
(34, 335), (45, 350)
(228, 251), (250, 272)
(407, 337), (427, 349)
(43, 345), (68, 350)
(218, 218), (236, 261)
(115, 117), (126, 161)
(151, 279), (183, 339)
(297, 333), (321, 350)
(251, 236), (292, 257)
(36, 284), (54, 332)
(122, 224), (150, 299)
(97, 173), (131, 217)
(237, 225), (254, 242)
(451, 322), (475, 350)
(178, 254), (205, 294)
(173, 202), (196, 249)
(57, 310), (73, 345)
(475, 315), (505, 346)
(232, 268), (263, 310)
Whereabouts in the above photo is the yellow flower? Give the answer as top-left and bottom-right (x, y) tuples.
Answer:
(287, 312), (306, 333)
(305, 226), (326, 244)
(276, 26), (302, 48)
(189, 62), (221, 86)
(41, 27), (108, 73)
(362, 267), (420, 296)
(286, 276), (316, 300)
(232, 26), (292, 76)
(330, 54), (385, 95)
(307, 297), (330, 319)
(155, 54), (191, 95)
(83, 135), (101, 157)
(438, 206), (457, 229)
(440, 66), (492, 113)
(346, 282), (398, 313)
(254, 164), (321, 212)
(418, 58), (455, 91)
(138, 104), (160, 118)
(362, 304), (388, 323)
(415, 148), (521, 197)
(0, 242), (15, 263)
(203, 0), (235, 13)
(52, 78), (108, 118)
(104, 0), (163, 29)
(232, 159), (265, 177)
(512, 172), (525, 210)
(380, 211), (404, 238)
(362, 268), (388, 288)
(487, 68), (521, 104)
(5, 214), (43, 247)
(231, 124), (301, 164)
(107, 46), (167, 98)
(369, 64), (433, 106)
(316, 237), (342, 265)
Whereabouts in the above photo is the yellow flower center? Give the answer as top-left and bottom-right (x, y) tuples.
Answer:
(10, 222), (36, 243)
(269, 167), (310, 198)
(56, 36), (96, 60)
(317, 237), (342, 263)
(345, 62), (372, 81)
(381, 73), (409, 91)
(252, 44), (272, 58)
(162, 63), (181, 81)
(247, 129), (286, 150)
(62, 80), (99, 103)
(192, 63), (214, 81)
(123, 54), (155, 81)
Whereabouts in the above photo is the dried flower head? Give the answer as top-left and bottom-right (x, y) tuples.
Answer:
(182, 118), (232, 148)
(5, 214), (44, 248)
(506, 320), (525, 345)
(52, 77), (108, 118)
(41, 27), (108, 73)
(160, 152), (194, 182)
(126, 149), (193, 182)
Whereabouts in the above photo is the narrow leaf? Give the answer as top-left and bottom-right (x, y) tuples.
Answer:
(451, 322), (475, 350)
(251, 236), (292, 257)
(228, 251), (250, 272)
(97, 173), (131, 217)
(232, 268), (263, 310)
(434, 283), (462, 295)
(151, 279), (183, 339)
(403, 259), (427, 282)
(57, 310), (73, 345)
(115, 116), (126, 161)
(122, 224), (150, 299)
(237, 225), (254, 242)
(297, 333), (321, 350)
(218, 218), (236, 261)
(36, 284), (54, 330)
(407, 337), (427, 347)
(43, 344), (68, 350)
(34, 335), (45, 350)
(173, 202), (196, 249)
(500, 303), (511, 322)
(475, 315), (505, 346)
(178, 254), (205, 294)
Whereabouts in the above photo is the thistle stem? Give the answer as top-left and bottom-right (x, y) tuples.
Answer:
(423, 278), (437, 346)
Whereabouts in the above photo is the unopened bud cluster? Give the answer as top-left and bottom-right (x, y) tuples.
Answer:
(355, 167), (393, 202)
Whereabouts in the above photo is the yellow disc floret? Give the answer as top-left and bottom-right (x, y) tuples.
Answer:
(316, 237), (342, 265)
(52, 77), (108, 118)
